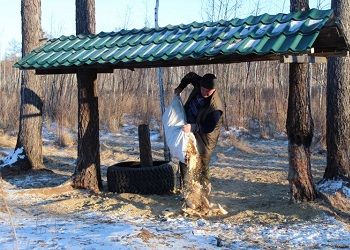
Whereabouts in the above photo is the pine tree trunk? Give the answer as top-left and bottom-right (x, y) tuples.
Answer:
(72, 0), (102, 192)
(287, 63), (316, 202)
(290, 0), (309, 11)
(325, 0), (350, 180)
(76, 0), (95, 34)
(16, 0), (43, 170)
(154, 0), (171, 161)
(286, 0), (316, 202)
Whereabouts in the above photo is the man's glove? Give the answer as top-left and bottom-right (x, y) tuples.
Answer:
(181, 72), (201, 85)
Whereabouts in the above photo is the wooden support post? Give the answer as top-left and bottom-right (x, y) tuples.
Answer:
(287, 63), (316, 202)
(73, 70), (102, 192)
(138, 124), (153, 167)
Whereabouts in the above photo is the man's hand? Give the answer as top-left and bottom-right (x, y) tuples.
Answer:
(174, 87), (182, 95)
(182, 124), (191, 133)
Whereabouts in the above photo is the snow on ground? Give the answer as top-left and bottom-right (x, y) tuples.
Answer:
(1, 203), (350, 249)
(0, 147), (25, 167)
(318, 179), (350, 199)
(1, 123), (350, 249)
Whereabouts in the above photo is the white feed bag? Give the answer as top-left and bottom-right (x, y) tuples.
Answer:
(162, 96), (197, 163)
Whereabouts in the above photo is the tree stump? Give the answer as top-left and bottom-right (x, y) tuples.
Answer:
(138, 124), (153, 167)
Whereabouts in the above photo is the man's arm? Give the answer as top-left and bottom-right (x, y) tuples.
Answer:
(174, 72), (201, 95)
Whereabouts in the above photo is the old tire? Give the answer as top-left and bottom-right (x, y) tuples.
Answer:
(107, 161), (175, 194)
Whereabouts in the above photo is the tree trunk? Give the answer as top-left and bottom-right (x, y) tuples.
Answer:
(287, 63), (316, 202)
(72, 0), (102, 192)
(324, 0), (350, 180)
(76, 0), (95, 34)
(290, 0), (309, 11)
(16, 0), (43, 170)
(287, 0), (316, 202)
(154, 0), (171, 161)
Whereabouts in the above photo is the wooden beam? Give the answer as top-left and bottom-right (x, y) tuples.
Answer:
(35, 68), (114, 75)
(281, 55), (328, 64)
(312, 51), (349, 57)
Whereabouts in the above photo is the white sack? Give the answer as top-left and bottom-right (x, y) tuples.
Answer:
(162, 96), (197, 163)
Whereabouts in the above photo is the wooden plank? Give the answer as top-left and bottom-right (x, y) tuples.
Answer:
(281, 55), (328, 64)
(312, 51), (349, 57)
(36, 68), (114, 75)
(138, 124), (153, 167)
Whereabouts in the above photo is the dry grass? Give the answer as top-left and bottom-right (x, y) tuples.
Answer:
(226, 133), (258, 154)
(0, 131), (16, 148)
(56, 129), (75, 147)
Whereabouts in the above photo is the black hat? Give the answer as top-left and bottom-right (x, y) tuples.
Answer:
(200, 73), (216, 89)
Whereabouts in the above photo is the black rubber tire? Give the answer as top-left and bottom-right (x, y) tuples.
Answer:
(107, 161), (176, 194)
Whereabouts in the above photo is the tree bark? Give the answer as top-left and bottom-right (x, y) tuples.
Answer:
(325, 0), (350, 180)
(287, 63), (316, 202)
(16, 0), (44, 170)
(75, 0), (95, 34)
(287, 0), (316, 202)
(154, 0), (171, 161)
(290, 0), (309, 11)
(72, 0), (102, 192)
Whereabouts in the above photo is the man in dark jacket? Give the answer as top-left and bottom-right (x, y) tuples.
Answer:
(174, 72), (224, 189)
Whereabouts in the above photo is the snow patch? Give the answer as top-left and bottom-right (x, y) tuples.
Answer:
(0, 147), (25, 167)
(255, 24), (270, 36)
(222, 126), (249, 138)
(243, 39), (259, 49)
(150, 131), (160, 141)
(307, 19), (323, 27)
(318, 179), (350, 198)
(2, 211), (348, 249)
(240, 24), (257, 37)
(289, 20), (305, 32)
(271, 22), (288, 34)
(225, 39), (242, 51)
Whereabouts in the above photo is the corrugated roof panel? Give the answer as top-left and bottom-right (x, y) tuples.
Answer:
(252, 23), (273, 38)
(66, 49), (91, 63)
(302, 18), (327, 32)
(221, 39), (243, 54)
(111, 46), (131, 61)
(294, 32), (319, 51)
(15, 8), (345, 70)
(251, 36), (270, 54)
(61, 38), (84, 51)
(42, 39), (61, 52)
(45, 50), (66, 64)
(104, 35), (123, 48)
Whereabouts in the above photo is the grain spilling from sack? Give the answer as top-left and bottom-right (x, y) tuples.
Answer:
(182, 138), (228, 217)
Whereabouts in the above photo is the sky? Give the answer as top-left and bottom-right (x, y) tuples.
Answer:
(0, 0), (330, 59)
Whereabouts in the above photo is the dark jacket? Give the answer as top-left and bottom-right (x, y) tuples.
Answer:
(177, 79), (224, 156)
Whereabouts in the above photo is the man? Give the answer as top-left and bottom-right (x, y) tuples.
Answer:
(174, 72), (224, 189)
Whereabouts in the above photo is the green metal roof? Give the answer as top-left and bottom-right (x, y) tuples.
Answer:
(15, 8), (348, 73)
